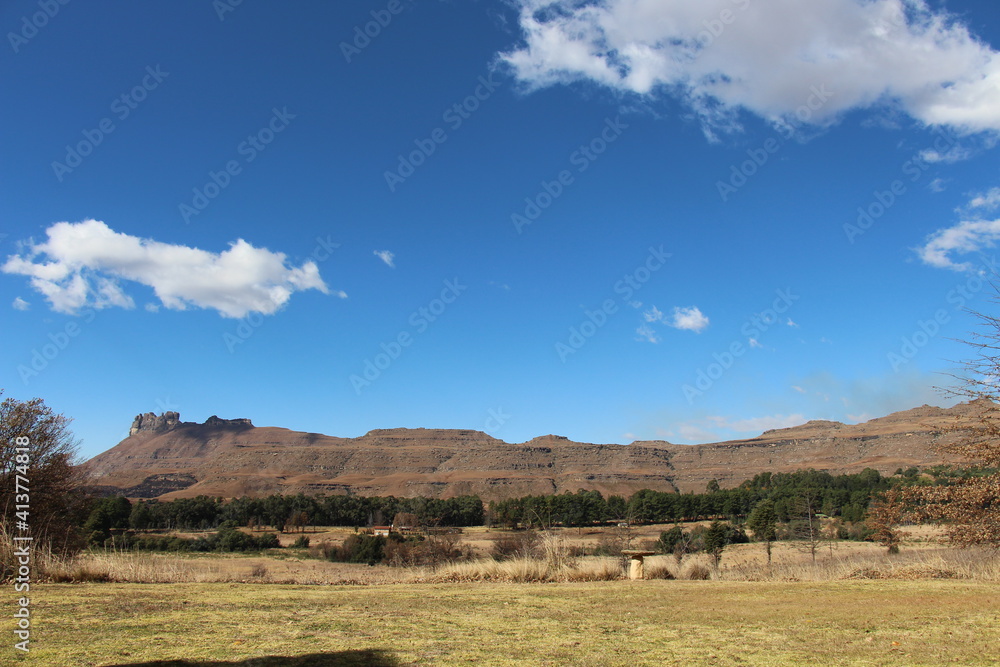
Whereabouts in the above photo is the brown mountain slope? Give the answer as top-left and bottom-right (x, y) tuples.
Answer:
(81, 402), (985, 501)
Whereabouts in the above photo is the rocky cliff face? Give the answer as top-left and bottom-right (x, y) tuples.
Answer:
(129, 412), (252, 436)
(86, 402), (982, 501)
(129, 411), (181, 436)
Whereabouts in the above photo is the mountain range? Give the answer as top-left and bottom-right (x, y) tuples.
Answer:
(81, 401), (984, 501)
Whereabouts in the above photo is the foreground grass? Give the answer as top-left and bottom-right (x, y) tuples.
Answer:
(15, 580), (1000, 666)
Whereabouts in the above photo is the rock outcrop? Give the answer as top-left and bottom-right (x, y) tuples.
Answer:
(204, 416), (253, 428)
(129, 411), (181, 436)
(129, 412), (251, 436)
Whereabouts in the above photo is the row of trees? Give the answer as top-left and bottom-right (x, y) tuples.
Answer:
(488, 468), (894, 529)
(84, 491), (485, 535)
(80, 465), (894, 542)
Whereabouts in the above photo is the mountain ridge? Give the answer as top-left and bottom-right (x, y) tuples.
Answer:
(81, 401), (985, 501)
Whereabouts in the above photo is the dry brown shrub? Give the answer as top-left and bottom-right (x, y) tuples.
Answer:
(682, 562), (712, 580)
(644, 562), (676, 580)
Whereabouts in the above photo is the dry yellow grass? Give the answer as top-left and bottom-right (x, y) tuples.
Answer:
(45, 549), (417, 585)
(18, 579), (1000, 666)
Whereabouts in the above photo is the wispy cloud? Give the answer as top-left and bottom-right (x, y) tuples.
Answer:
(2, 219), (332, 318)
(635, 324), (660, 344)
(501, 0), (1000, 134)
(640, 304), (709, 336)
(711, 413), (807, 434)
(969, 187), (1000, 211)
(374, 249), (395, 268)
(919, 145), (975, 164)
(12, 297), (29, 311)
(671, 413), (806, 443)
(918, 190), (1000, 270)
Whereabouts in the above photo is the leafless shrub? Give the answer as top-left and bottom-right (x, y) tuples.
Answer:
(491, 530), (540, 560)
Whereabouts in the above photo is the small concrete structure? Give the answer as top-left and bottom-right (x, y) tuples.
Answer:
(622, 550), (656, 580)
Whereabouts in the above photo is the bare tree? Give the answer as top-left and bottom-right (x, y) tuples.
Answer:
(895, 298), (1000, 549)
(866, 489), (907, 554)
(788, 491), (823, 564)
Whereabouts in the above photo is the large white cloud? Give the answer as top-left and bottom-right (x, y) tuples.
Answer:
(2, 220), (333, 318)
(500, 0), (1000, 134)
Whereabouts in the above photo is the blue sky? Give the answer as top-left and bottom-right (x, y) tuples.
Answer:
(2, 0), (1000, 461)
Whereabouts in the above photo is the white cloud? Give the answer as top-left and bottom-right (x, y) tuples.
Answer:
(642, 305), (663, 322)
(669, 306), (709, 333)
(638, 304), (707, 336)
(748, 337), (762, 349)
(714, 413), (807, 433)
(791, 385), (807, 394)
(2, 219), (331, 318)
(928, 177), (946, 193)
(919, 145), (975, 164)
(918, 215), (1000, 271)
(786, 318), (799, 328)
(12, 297), (29, 311)
(969, 187), (1000, 210)
(671, 412), (806, 442)
(374, 250), (395, 268)
(635, 323), (660, 343)
(675, 422), (720, 443)
(501, 0), (1000, 134)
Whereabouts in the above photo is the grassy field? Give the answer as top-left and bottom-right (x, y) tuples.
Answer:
(14, 579), (1000, 666)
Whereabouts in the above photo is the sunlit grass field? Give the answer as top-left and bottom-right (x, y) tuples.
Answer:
(17, 579), (1000, 666)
